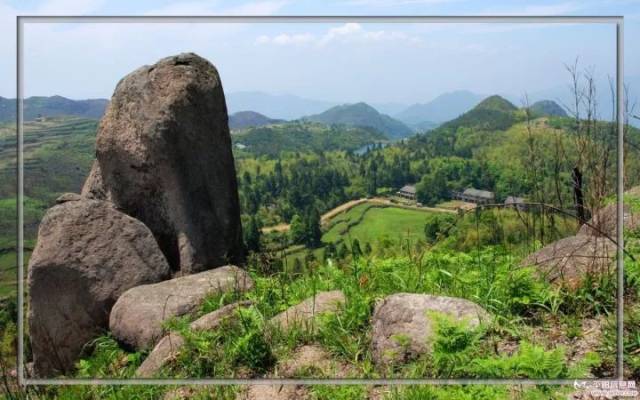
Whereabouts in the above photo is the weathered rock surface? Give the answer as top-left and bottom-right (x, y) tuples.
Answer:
(28, 199), (171, 377)
(136, 300), (252, 377)
(370, 293), (489, 367)
(82, 52), (245, 273)
(81, 161), (110, 201)
(269, 290), (345, 333)
(521, 235), (616, 287)
(110, 266), (253, 350)
(55, 192), (82, 204)
(578, 204), (639, 238)
(237, 385), (309, 400)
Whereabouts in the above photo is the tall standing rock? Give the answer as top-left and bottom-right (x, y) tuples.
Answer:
(28, 199), (171, 377)
(82, 53), (245, 273)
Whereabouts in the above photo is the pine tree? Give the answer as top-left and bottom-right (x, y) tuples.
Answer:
(351, 238), (362, 259)
(289, 214), (305, 244)
(305, 207), (322, 248)
(243, 215), (262, 252)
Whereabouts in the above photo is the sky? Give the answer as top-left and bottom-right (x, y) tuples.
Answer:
(1, 0), (639, 106)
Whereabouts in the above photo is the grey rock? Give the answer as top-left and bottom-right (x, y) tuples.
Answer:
(136, 300), (252, 377)
(28, 199), (170, 377)
(269, 290), (345, 333)
(55, 192), (81, 204)
(521, 235), (616, 288)
(370, 293), (489, 367)
(578, 204), (639, 238)
(81, 161), (110, 201)
(109, 265), (253, 350)
(83, 52), (245, 273)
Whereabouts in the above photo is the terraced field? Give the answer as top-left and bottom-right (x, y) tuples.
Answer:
(285, 204), (436, 265)
(0, 117), (98, 299)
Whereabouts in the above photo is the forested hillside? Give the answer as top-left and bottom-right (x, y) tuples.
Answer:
(304, 102), (414, 139)
(0, 96), (108, 122)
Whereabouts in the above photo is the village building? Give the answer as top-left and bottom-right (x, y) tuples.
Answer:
(397, 184), (417, 200)
(451, 188), (495, 205)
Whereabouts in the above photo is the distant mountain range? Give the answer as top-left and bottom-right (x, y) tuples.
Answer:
(0, 95), (108, 122)
(229, 111), (284, 130)
(394, 90), (485, 128)
(303, 102), (413, 140)
(225, 92), (335, 121)
(3, 85), (635, 130)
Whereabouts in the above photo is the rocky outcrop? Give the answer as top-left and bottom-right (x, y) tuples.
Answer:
(54, 192), (81, 204)
(521, 235), (616, 288)
(109, 266), (253, 350)
(268, 290), (345, 333)
(28, 199), (170, 377)
(136, 300), (252, 377)
(578, 204), (639, 238)
(82, 52), (245, 273)
(81, 161), (110, 201)
(370, 293), (489, 367)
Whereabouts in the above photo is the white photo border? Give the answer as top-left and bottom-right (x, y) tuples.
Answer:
(15, 15), (625, 386)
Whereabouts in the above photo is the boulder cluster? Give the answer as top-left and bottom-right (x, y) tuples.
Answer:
(522, 200), (635, 288)
(28, 53), (246, 377)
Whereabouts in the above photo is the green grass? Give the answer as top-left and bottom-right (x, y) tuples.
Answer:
(341, 206), (433, 246)
(323, 204), (433, 246)
(284, 204), (435, 267)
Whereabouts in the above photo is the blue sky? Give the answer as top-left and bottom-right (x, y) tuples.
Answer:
(1, 0), (639, 106)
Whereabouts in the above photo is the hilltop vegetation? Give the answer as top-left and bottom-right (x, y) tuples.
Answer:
(232, 121), (387, 156)
(304, 102), (414, 139)
(229, 110), (285, 130)
(440, 95), (521, 132)
(530, 100), (568, 117)
(0, 95), (108, 122)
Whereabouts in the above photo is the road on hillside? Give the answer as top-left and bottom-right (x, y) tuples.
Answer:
(261, 197), (454, 234)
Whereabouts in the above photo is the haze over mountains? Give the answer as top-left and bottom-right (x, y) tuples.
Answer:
(395, 90), (486, 126)
(2, 82), (637, 131)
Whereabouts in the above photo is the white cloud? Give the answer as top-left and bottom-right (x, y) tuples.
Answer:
(255, 22), (422, 47)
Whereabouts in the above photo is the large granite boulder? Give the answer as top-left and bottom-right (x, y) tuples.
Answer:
(109, 265), (253, 350)
(268, 290), (345, 333)
(370, 293), (489, 367)
(521, 235), (616, 288)
(82, 52), (245, 273)
(28, 199), (170, 377)
(136, 300), (252, 378)
(578, 203), (639, 238)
